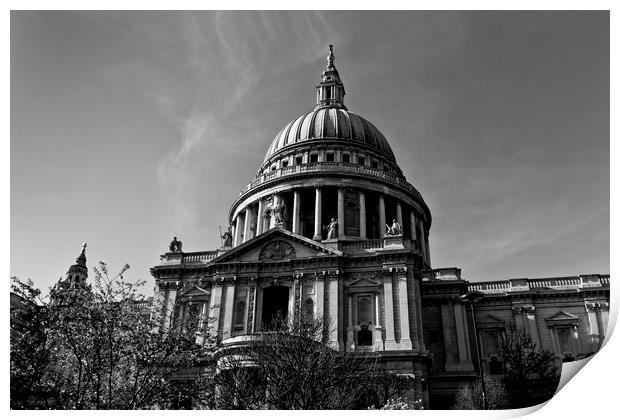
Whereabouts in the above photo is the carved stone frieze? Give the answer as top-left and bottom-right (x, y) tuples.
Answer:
(512, 305), (535, 314)
(259, 240), (296, 262)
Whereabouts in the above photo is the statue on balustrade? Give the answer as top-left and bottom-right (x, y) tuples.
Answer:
(325, 218), (338, 239)
(169, 236), (183, 253)
(385, 219), (402, 236)
(273, 198), (287, 227)
(221, 226), (233, 247)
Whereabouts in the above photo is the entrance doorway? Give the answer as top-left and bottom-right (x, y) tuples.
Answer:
(261, 286), (289, 330)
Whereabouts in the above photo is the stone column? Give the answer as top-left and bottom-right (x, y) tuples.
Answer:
(231, 222), (237, 248)
(396, 201), (403, 228)
(379, 194), (386, 237)
(409, 211), (417, 242)
(313, 187), (322, 240)
(315, 274), (325, 325)
(292, 190), (301, 234)
(418, 220), (427, 264)
(209, 281), (224, 339)
(441, 302), (459, 371)
(337, 188), (345, 237)
(346, 294), (355, 351)
(359, 191), (367, 239)
(222, 282), (236, 339)
(425, 232), (431, 265)
(383, 268), (397, 350)
(454, 301), (474, 371)
(162, 285), (177, 331)
(585, 303), (600, 351)
(256, 199), (264, 235)
(397, 268), (412, 350)
(374, 293), (384, 350)
(598, 303), (609, 344)
(243, 206), (253, 243)
(524, 306), (540, 347)
(234, 214), (244, 246)
(329, 273), (340, 349)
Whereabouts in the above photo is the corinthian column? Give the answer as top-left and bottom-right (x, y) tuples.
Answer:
(292, 190), (301, 234)
(243, 206), (253, 243)
(359, 191), (367, 239)
(337, 188), (345, 237)
(313, 187), (322, 240)
(256, 199), (264, 235)
(409, 210), (417, 242)
(379, 194), (386, 237)
(396, 201), (403, 228)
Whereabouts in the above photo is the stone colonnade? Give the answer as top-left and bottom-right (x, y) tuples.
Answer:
(232, 185), (430, 263)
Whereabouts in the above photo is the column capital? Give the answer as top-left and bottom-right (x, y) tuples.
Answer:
(383, 264), (407, 275)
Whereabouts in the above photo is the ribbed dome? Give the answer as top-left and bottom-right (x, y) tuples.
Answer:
(264, 107), (396, 164)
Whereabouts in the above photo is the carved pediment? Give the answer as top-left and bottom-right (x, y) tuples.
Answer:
(545, 310), (579, 327)
(178, 285), (211, 299)
(208, 228), (342, 264)
(346, 272), (382, 288)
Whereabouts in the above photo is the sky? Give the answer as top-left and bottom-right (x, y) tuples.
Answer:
(10, 11), (609, 296)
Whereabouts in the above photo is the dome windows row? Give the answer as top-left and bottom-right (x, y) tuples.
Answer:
(261, 147), (400, 177)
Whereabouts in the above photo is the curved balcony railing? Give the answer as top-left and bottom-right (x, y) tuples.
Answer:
(239, 162), (422, 200)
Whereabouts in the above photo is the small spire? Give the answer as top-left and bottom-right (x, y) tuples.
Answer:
(75, 242), (87, 265)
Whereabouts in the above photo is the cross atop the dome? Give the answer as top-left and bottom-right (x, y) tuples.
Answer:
(327, 44), (335, 68)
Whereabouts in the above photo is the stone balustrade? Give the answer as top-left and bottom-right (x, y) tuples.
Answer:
(240, 162), (422, 200)
(161, 250), (219, 265)
(468, 274), (609, 294)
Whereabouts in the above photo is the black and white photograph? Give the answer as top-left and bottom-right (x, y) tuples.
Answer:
(9, 8), (612, 412)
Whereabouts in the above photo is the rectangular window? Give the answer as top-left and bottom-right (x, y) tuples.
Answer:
(326, 152), (335, 162)
(483, 330), (500, 356)
(356, 295), (373, 325)
(282, 160), (289, 168)
(295, 156), (303, 166)
(371, 161), (379, 169)
(342, 153), (350, 163)
(557, 327), (573, 354)
(358, 156), (366, 166)
(310, 153), (319, 163)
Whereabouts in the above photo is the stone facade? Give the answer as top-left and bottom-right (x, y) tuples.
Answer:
(149, 47), (610, 409)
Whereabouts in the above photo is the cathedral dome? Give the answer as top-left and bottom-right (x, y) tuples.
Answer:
(264, 108), (396, 165)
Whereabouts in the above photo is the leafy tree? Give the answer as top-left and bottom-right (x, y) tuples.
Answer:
(499, 325), (560, 408)
(214, 313), (416, 409)
(10, 278), (53, 408)
(452, 376), (509, 410)
(10, 263), (215, 409)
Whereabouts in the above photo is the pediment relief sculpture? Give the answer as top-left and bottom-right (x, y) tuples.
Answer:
(259, 240), (296, 261)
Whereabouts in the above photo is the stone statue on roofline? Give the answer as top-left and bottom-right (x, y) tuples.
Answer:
(221, 226), (233, 247)
(169, 236), (183, 253)
(385, 219), (402, 236)
(325, 218), (338, 239)
(273, 197), (287, 227)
